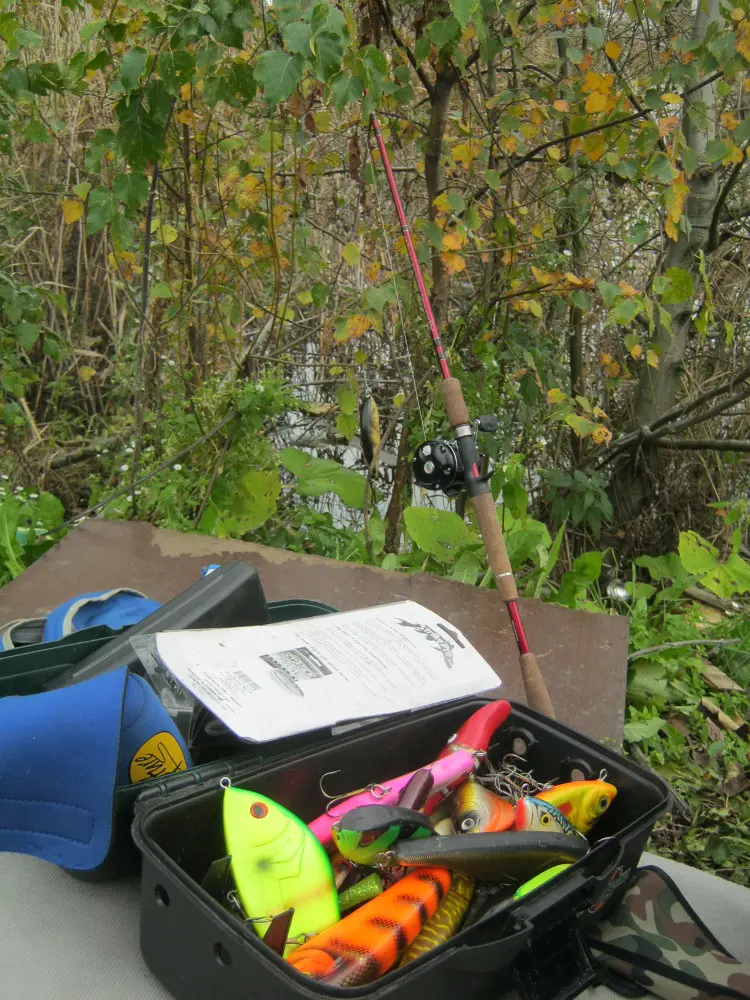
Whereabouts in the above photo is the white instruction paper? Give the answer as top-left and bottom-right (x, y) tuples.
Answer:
(153, 601), (500, 742)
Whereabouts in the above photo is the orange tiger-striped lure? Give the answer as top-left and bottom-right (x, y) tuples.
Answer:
(398, 871), (474, 967)
(287, 867), (451, 987)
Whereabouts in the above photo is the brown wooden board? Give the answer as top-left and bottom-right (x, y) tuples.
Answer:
(0, 519), (629, 742)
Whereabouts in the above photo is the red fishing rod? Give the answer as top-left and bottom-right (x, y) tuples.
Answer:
(370, 110), (555, 719)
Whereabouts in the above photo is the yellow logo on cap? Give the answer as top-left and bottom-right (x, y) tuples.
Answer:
(129, 732), (187, 784)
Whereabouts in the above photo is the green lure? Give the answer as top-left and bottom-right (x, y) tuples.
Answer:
(332, 804), (435, 866)
(223, 786), (340, 957)
(338, 873), (385, 912)
(513, 864), (571, 900)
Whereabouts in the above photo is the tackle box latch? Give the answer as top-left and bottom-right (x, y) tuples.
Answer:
(513, 919), (600, 1000)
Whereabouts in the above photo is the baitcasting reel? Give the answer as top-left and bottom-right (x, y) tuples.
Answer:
(413, 415), (499, 498)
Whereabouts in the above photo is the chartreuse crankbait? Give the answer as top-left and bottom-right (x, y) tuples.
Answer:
(513, 864), (571, 900)
(332, 804), (434, 866)
(287, 867), (451, 987)
(515, 796), (587, 839)
(223, 785), (339, 957)
(537, 780), (617, 834)
(399, 871), (475, 967)
(449, 780), (514, 834)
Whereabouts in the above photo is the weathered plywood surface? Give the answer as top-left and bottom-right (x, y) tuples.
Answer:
(0, 519), (628, 741)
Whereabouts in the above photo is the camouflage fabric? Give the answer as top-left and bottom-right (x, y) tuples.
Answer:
(587, 867), (750, 1000)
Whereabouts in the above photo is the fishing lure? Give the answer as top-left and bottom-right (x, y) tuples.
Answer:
(515, 796), (587, 840)
(384, 831), (588, 884)
(360, 394), (381, 475)
(513, 864), (571, 900)
(332, 805), (435, 866)
(287, 867), (451, 987)
(537, 780), (617, 834)
(309, 749), (476, 848)
(399, 871), (475, 967)
(338, 873), (384, 913)
(437, 701), (512, 759)
(397, 768), (434, 811)
(423, 701), (512, 814)
(223, 785), (340, 957)
(449, 780), (515, 834)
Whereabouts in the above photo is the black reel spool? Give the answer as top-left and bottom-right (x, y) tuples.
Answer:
(413, 416), (499, 498)
(413, 441), (464, 496)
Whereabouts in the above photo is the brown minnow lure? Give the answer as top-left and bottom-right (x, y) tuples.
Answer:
(384, 831), (588, 884)
(399, 871), (475, 967)
(449, 780), (514, 834)
(397, 769), (434, 812)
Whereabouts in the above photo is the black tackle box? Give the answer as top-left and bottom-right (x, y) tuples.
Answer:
(132, 697), (671, 1000)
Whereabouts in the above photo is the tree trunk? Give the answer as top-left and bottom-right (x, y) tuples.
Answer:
(611, 0), (723, 520)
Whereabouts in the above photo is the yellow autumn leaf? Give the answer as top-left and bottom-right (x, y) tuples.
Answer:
(452, 141), (480, 169)
(79, 365), (97, 383)
(582, 134), (606, 162)
(547, 145), (563, 161)
(599, 352), (613, 365)
(736, 22), (750, 61)
(721, 111), (739, 131)
(629, 342), (643, 359)
(345, 314), (370, 339)
(605, 361), (621, 377)
(365, 261), (381, 283)
(441, 251), (466, 275)
(528, 299), (543, 318)
(585, 92), (607, 114)
(532, 223), (545, 239)
(531, 266), (556, 285)
(731, 6), (744, 19)
(646, 349), (659, 368)
(547, 387), (567, 405)
(176, 109), (194, 126)
(582, 71), (613, 96)
(665, 216), (678, 241)
(618, 280), (638, 297)
(552, 99), (570, 112)
(341, 242), (361, 267)
(235, 174), (264, 209)
(393, 392), (406, 409)
(62, 199), (84, 225)
(272, 204), (291, 227)
(500, 135), (518, 155)
(727, 143), (744, 164)
(661, 92), (682, 105)
(564, 272), (584, 286)
(442, 230), (466, 251)
(433, 193), (453, 214)
(180, 83), (192, 101)
(592, 425), (612, 446)
(604, 40), (622, 60)
(593, 406), (609, 419)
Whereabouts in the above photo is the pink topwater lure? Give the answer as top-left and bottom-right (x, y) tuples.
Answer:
(423, 701), (512, 814)
(309, 749), (477, 849)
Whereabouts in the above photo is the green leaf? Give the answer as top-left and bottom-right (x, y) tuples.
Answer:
(113, 172), (150, 210)
(115, 93), (165, 168)
(337, 387), (357, 415)
(24, 120), (51, 144)
(611, 297), (641, 325)
(341, 242), (360, 267)
(484, 169), (502, 192)
(363, 283), (397, 313)
(313, 31), (346, 81)
(660, 266), (694, 305)
(678, 530), (718, 574)
(682, 147), (697, 176)
(36, 492), (64, 529)
(565, 413), (598, 437)
(0, 501), (24, 578)
(80, 19), (106, 43)
(585, 25), (604, 47)
(451, 549), (483, 583)
(404, 507), (476, 564)
(557, 550), (603, 606)
(646, 152), (676, 182)
(255, 50), (304, 106)
(449, 0), (479, 28)
(119, 47), (148, 93)
(733, 117), (750, 143)
(278, 448), (371, 509)
(157, 50), (195, 96)
(598, 281), (620, 307)
(15, 322), (39, 350)
(231, 469), (282, 532)
(623, 716), (664, 742)
(628, 661), (668, 709)
(723, 553), (750, 594)
(571, 290), (590, 310)
(427, 17), (461, 49)
(85, 186), (116, 236)
(704, 138), (730, 163)
(282, 21), (311, 54)
(336, 412), (358, 440)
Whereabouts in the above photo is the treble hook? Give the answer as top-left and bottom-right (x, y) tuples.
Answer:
(319, 770), (390, 815)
